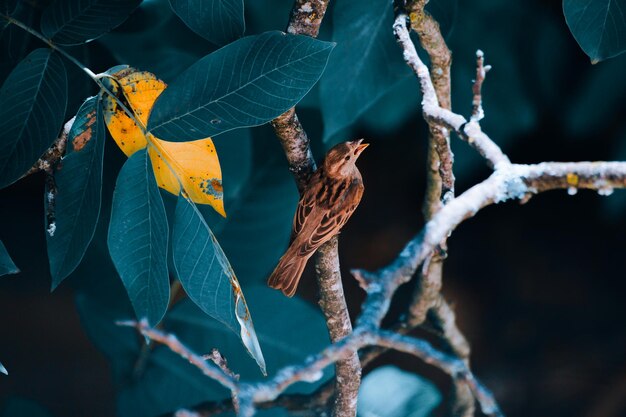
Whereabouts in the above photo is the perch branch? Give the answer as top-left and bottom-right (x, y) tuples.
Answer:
(271, 1), (361, 416)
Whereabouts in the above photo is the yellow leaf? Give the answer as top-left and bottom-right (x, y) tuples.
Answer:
(102, 68), (225, 217)
(149, 138), (225, 217)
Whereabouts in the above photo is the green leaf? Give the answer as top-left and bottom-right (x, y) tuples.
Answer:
(0, 239), (18, 276)
(117, 286), (331, 417)
(108, 148), (169, 326)
(148, 31), (334, 141)
(172, 194), (265, 374)
(319, 0), (410, 142)
(563, 0), (626, 62)
(169, 0), (245, 46)
(41, 0), (142, 45)
(357, 366), (442, 417)
(0, 48), (67, 189)
(47, 96), (105, 289)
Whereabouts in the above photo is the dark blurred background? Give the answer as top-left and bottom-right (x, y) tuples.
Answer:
(1, 0), (626, 416)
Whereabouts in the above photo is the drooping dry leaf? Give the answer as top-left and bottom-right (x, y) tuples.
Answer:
(102, 68), (225, 216)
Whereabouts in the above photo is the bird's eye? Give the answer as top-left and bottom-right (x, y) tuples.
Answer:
(344, 156), (350, 161)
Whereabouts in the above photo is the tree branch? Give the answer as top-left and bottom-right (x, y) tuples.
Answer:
(407, 0), (454, 203)
(270, 1), (361, 416)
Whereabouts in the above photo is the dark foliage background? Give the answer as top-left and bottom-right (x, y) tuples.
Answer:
(1, 0), (626, 416)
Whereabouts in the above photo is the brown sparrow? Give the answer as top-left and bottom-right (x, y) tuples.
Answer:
(268, 139), (369, 297)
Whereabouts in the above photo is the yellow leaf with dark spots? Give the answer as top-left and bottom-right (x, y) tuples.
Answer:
(102, 68), (225, 216)
(149, 138), (225, 216)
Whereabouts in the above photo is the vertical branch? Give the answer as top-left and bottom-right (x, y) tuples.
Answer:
(315, 238), (361, 416)
(403, 0), (453, 333)
(407, 0), (454, 204)
(270, 108), (317, 191)
(271, 1), (362, 416)
(401, 1), (475, 415)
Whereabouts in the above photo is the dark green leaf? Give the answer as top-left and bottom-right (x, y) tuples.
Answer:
(357, 366), (441, 417)
(148, 31), (334, 141)
(319, 0), (410, 141)
(118, 286), (331, 417)
(0, 239), (18, 276)
(169, 0), (245, 46)
(172, 194), (265, 373)
(0, 48), (67, 189)
(108, 148), (169, 326)
(563, 0), (626, 62)
(47, 96), (105, 289)
(41, 0), (142, 45)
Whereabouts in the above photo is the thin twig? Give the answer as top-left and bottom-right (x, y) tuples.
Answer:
(203, 349), (240, 382)
(117, 320), (238, 392)
(471, 50), (491, 122)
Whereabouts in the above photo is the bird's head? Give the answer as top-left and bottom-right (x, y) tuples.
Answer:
(324, 139), (369, 177)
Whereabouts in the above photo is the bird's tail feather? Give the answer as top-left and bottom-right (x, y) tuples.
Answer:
(268, 252), (308, 297)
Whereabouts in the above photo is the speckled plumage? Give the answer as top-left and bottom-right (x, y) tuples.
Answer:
(268, 139), (368, 297)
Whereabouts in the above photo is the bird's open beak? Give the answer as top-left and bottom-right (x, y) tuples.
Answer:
(354, 139), (369, 155)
